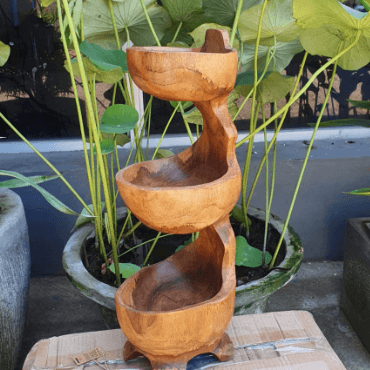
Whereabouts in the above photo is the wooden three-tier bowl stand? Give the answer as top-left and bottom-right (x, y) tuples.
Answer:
(115, 29), (241, 370)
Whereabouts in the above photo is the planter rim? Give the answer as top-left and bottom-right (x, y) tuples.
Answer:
(235, 206), (302, 292)
(63, 206), (302, 310)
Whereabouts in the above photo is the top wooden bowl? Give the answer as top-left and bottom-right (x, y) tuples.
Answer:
(127, 30), (238, 102)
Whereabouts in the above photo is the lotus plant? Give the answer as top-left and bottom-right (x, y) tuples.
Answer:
(1, 0), (368, 285)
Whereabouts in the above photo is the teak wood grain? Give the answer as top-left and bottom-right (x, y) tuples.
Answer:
(115, 29), (241, 370)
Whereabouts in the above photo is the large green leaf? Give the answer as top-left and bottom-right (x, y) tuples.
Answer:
(239, 38), (303, 73)
(238, 0), (300, 46)
(0, 171), (80, 216)
(83, 0), (172, 49)
(100, 104), (139, 134)
(189, 23), (239, 49)
(184, 90), (240, 125)
(109, 263), (141, 278)
(0, 41), (10, 66)
(161, 0), (202, 22)
(235, 71), (295, 104)
(307, 119), (370, 128)
(235, 235), (272, 268)
(293, 0), (370, 70)
(0, 174), (60, 189)
(80, 41), (128, 72)
(202, 0), (263, 27)
(65, 58), (124, 84)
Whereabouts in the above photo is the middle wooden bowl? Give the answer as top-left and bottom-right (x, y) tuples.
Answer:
(115, 148), (241, 234)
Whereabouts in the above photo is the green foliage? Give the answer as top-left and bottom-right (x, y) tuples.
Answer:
(80, 41), (128, 72)
(0, 171), (81, 216)
(0, 41), (10, 66)
(65, 58), (125, 84)
(101, 133), (130, 147)
(73, 203), (106, 229)
(109, 263), (141, 278)
(239, 38), (303, 73)
(161, 0), (202, 22)
(100, 104), (139, 134)
(231, 204), (251, 226)
(235, 236), (272, 268)
(0, 174), (60, 189)
(239, 0), (300, 46)
(83, 0), (172, 49)
(184, 90), (240, 125)
(235, 72), (295, 104)
(203, 0), (263, 27)
(293, 0), (370, 70)
(347, 99), (370, 110)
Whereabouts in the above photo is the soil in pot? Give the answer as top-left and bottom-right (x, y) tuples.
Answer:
(83, 213), (286, 288)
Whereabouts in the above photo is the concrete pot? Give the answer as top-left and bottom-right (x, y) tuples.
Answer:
(0, 189), (31, 370)
(63, 206), (303, 321)
(341, 217), (370, 352)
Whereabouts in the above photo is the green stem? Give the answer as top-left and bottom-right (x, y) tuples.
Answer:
(245, 52), (308, 211)
(142, 231), (161, 267)
(118, 233), (171, 257)
(60, 0), (120, 285)
(122, 221), (142, 240)
(241, 101), (260, 233)
(269, 56), (340, 268)
(0, 108), (93, 218)
(235, 32), (361, 149)
(261, 106), (269, 261)
(139, 0), (161, 46)
(232, 46), (275, 121)
(107, 0), (121, 50)
(179, 104), (194, 145)
(230, 0), (244, 47)
(171, 22), (183, 43)
(152, 102), (181, 159)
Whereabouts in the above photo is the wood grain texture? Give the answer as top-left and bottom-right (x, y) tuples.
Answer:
(115, 29), (241, 369)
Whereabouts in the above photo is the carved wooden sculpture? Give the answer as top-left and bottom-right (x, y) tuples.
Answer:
(115, 29), (241, 370)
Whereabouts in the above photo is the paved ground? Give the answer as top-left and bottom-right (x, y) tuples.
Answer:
(16, 261), (370, 370)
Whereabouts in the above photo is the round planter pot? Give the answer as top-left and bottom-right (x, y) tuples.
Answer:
(63, 206), (303, 323)
(234, 207), (303, 315)
(0, 189), (31, 370)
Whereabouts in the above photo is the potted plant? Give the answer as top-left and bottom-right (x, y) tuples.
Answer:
(0, 0), (365, 321)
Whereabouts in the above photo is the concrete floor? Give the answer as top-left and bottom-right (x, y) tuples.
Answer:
(16, 261), (370, 370)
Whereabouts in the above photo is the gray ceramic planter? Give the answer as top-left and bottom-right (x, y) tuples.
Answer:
(234, 207), (303, 315)
(63, 206), (303, 319)
(0, 189), (30, 370)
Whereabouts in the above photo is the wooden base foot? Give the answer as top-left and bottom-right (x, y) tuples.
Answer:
(123, 333), (233, 370)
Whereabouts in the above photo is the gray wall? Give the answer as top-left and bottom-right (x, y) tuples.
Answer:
(1, 135), (370, 276)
